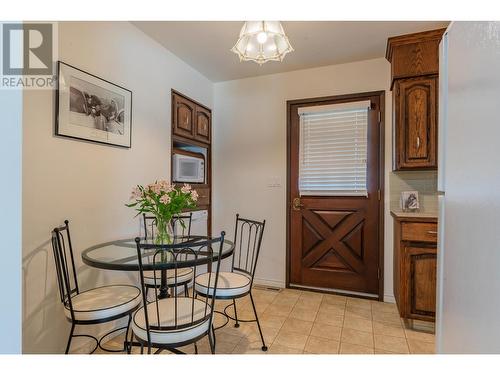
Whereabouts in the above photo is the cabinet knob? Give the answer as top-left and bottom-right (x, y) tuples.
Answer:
(416, 136), (421, 149)
(427, 230), (438, 235)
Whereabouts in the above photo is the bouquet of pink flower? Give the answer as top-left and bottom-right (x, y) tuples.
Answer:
(126, 179), (198, 244)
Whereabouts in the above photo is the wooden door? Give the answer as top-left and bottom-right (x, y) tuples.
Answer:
(173, 93), (195, 139)
(394, 76), (437, 170)
(287, 92), (384, 297)
(404, 245), (437, 320)
(194, 105), (211, 144)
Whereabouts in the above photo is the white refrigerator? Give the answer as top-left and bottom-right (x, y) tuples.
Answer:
(436, 21), (500, 353)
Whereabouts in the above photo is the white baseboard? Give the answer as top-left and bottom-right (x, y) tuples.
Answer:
(383, 294), (396, 303)
(254, 279), (397, 305)
(253, 278), (285, 289)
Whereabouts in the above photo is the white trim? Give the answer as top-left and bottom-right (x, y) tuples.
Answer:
(383, 294), (396, 303)
(253, 278), (286, 289)
(253, 280), (396, 304)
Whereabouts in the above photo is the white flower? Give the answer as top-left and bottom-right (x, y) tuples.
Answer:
(160, 195), (171, 205)
(155, 179), (169, 192)
(130, 186), (142, 200)
(181, 184), (192, 194)
(190, 190), (199, 201)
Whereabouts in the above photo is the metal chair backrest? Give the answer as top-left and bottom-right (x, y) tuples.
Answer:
(51, 220), (80, 321)
(134, 233), (225, 348)
(143, 213), (193, 241)
(231, 214), (266, 282)
(171, 213), (193, 238)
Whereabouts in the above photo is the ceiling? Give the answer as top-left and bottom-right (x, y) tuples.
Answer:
(133, 21), (449, 82)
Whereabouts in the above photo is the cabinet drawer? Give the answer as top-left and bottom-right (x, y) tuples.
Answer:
(401, 222), (437, 242)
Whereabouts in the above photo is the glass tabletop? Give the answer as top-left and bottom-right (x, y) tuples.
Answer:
(81, 235), (235, 271)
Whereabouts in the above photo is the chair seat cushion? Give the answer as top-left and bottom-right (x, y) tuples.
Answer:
(132, 297), (211, 345)
(194, 272), (251, 298)
(143, 267), (194, 287)
(64, 285), (141, 322)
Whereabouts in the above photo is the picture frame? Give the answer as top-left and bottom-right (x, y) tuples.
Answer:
(55, 61), (132, 148)
(400, 191), (420, 212)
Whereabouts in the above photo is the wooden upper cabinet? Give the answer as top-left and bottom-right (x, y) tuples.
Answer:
(173, 93), (195, 139)
(386, 28), (445, 88)
(394, 76), (437, 170)
(195, 105), (211, 144)
(387, 28), (445, 171)
(172, 92), (211, 144)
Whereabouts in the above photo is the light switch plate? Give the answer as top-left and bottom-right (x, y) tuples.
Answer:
(267, 177), (282, 188)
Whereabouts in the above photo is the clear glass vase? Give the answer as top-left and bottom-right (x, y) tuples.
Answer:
(154, 217), (172, 245)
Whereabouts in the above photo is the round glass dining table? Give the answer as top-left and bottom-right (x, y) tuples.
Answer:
(81, 235), (235, 271)
(82, 236), (234, 299)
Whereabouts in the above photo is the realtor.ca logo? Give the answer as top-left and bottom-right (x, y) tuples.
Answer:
(1, 22), (57, 89)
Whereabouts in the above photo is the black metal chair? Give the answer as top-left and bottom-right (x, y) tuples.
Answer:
(194, 214), (267, 351)
(51, 220), (141, 354)
(131, 233), (225, 354)
(142, 213), (194, 297)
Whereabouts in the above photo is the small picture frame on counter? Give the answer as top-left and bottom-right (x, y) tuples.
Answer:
(400, 191), (420, 212)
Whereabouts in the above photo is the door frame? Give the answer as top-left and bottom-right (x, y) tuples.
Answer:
(285, 90), (386, 301)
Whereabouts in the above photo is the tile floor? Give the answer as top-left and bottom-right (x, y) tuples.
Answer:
(99, 287), (435, 354)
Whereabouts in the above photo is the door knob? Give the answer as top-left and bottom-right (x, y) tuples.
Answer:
(292, 197), (304, 210)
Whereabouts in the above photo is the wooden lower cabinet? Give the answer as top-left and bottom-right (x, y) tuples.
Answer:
(404, 245), (437, 320)
(393, 215), (437, 322)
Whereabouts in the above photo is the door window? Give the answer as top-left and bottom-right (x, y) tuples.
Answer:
(298, 100), (370, 196)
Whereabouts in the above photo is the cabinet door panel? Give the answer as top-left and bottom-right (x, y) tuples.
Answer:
(406, 87), (429, 159)
(195, 105), (211, 144)
(173, 94), (195, 139)
(405, 245), (437, 320)
(394, 76), (437, 170)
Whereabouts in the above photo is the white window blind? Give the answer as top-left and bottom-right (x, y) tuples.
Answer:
(299, 100), (370, 196)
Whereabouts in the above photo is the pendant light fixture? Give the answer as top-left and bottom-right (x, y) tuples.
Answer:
(231, 21), (294, 65)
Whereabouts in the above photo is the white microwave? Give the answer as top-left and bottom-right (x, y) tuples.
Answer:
(172, 153), (205, 183)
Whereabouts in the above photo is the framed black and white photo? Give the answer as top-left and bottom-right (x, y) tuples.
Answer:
(56, 61), (132, 148)
(400, 191), (420, 212)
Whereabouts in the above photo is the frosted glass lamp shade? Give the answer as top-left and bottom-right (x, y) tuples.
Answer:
(231, 21), (294, 65)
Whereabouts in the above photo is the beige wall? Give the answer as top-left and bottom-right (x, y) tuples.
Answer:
(390, 171), (438, 214)
(212, 58), (395, 300)
(22, 21), (214, 353)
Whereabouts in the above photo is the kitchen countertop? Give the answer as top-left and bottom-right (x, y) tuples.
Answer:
(390, 209), (438, 220)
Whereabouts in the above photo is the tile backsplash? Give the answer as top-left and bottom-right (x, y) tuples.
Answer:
(390, 171), (438, 213)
